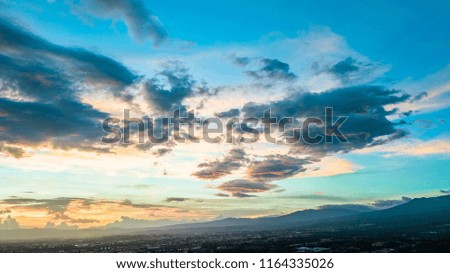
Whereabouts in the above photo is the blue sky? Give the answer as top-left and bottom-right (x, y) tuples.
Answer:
(0, 0), (449, 229)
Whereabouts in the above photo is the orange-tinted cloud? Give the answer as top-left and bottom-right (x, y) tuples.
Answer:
(0, 197), (214, 229)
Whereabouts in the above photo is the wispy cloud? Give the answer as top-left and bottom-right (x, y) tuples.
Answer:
(68, 0), (168, 46)
(356, 139), (450, 157)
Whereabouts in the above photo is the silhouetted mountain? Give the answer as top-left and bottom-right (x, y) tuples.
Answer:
(1, 195), (449, 243)
(155, 195), (450, 233)
(337, 194), (450, 231)
(158, 204), (374, 232)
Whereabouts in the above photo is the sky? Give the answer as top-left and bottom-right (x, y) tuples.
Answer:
(0, 0), (449, 230)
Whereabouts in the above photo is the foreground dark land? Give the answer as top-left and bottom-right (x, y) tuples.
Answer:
(1, 195), (450, 252)
(2, 224), (449, 253)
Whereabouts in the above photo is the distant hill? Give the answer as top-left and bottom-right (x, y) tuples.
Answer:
(1, 195), (449, 241)
(338, 194), (450, 231)
(149, 194), (450, 233)
(151, 203), (374, 232)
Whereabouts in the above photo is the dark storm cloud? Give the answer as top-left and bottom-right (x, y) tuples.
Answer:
(245, 58), (297, 81)
(69, 0), (168, 46)
(216, 179), (277, 198)
(328, 57), (359, 77)
(242, 85), (410, 156)
(192, 148), (248, 180)
(246, 155), (311, 182)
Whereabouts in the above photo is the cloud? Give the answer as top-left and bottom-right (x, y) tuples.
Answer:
(0, 18), (139, 98)
(0, 98), (107, 146)
(283, 194), (348, 202)
(192, 148), (248, 180)
(317, 204), (374, 212)
(295, 156), (361, 178)
(143, 63), (201, 112)
(0, 17), (143, 151)
(119, 199), (166, 208)
(318, 56), (387, 84)
(317, 196), (412, 211)
(246, 155), (311, 182)
(119, 184), (153, 189)
(440, 189), (450, 194)
(209, 154), (355, 198)
(371, 196), (411, 208)
(410, 91), (428, 102)
(356, 139), (450, 157)
(327, 57), (360, 79)
(242, 85), (410, 156)
(216, 179), (278, 198)
(104, 215), (179, 229)
(165, 197), (190, 202)
(215, 108), (240, 118)
(214, 193), (230, 197)
(245, 58), (297, 81)
(0, 215), (20, 230)
(0, 143), (25, 158)
(68, 0), (167, 46)
(206, 85), (411, 197)
(207, 85), (411, 198)
(44, 221), (78, 230)
(0, 196), (213, 228)
(152, 148), (172, 157)
(1, 197), (91, 212)
(231, 55), (251, 66)
(389, 65), (450, 113)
